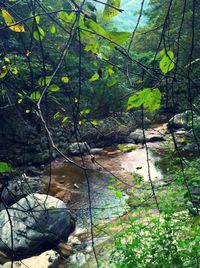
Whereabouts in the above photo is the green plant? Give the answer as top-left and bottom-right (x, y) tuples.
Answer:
(112, 212), (200, 268)
(117, 144), (137, 152)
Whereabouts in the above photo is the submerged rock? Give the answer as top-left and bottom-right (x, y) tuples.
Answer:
(0, 194), (75, 260)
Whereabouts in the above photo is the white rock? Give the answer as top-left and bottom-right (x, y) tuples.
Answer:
(3, 250), (59, 268)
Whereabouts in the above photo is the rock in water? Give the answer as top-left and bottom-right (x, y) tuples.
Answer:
(0, 194), (75, 260)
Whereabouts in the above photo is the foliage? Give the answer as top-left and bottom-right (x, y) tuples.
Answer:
(112, 211), (200, 268)
(0, 162), (13, 173)
(117, 144), (137, 152)
(127, 88), (161, 112)
(0, 0), (199, 266)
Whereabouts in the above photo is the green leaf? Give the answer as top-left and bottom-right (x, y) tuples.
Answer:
(49, 84), (60, 92)
(50, 25), (56, 34)
(107, 75), (118, 87)
(115, 189), (123, 198)
(62, 116), (69, 124)
(108, 32), (131, 45)
(89, 72), (99, 82)
(0, 66), (8, 78)
(30, 91), (41, 101)
(159, 50), (175, 74)
(61, 76), (69, 83)
(103, 0), (121, 21)
(80, 108), (90, 115)
(127, 88), (151, 110)
(0, 162), (13, 173)
(91, 120), (98, 126)
(17, 92), (23, 98)
(106, 66), (114, 78)
(38, 76), (51, 86)
(33, 26), (45, 41)
(78, 16), (97, 42)
(127, 88), (161, 111)
(85, 18), (108, 37)
(4, 57), (10, 63)
(35, 15), (40, 24)
(9, 67), (18, 75)
(59, 12), (75, 24)
(84, 42), (99, 54)
(53, 111), (60, 120)
(144, 88), (161, 111)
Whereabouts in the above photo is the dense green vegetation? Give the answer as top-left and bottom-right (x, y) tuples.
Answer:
(0, 0), (199, 267)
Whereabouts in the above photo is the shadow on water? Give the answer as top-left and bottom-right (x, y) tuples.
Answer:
(42, 143), (173, 227)
(43, 163), (129, 227)
(152, 147), (198, 174)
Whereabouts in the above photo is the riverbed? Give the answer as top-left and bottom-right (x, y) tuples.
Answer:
(42, 131), (165, 227)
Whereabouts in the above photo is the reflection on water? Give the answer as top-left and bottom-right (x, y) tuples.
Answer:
(43, 145), (163, 226)
(121, 148), (163, 182)
(43, 163), (129, 227)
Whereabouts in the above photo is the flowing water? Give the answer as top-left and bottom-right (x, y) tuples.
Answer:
(42, 143), (163, 227)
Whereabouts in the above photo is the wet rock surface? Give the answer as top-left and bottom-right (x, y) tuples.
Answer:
(127, 128), (165, 143)
(0, 194), (75, 260)
(1, 176), (41, 206)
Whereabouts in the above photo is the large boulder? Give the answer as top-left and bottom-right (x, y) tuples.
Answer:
(127, 129), (144, 143)
(0, 194), (75, 260)
(145, 130), (165, 142)
(1, 176), (40, 206)
(2, 250), (59, 268)
(127, 129), (165, 143)
(169, 111), (200, 130)
(68, 142), (90, 155)
(79, 113), (137, 146)
(169, 112), (191, 129)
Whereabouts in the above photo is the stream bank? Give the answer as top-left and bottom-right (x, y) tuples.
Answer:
(1, 114), (199, 267)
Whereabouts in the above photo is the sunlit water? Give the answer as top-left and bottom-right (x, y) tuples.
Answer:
(43, 144), (162, 227)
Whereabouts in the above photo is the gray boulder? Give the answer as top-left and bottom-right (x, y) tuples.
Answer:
(79, 113), (136, 146)
(127, 129), (165, 143)
(127, 129), (144, 143)
(1, 176), (40, 206)
(169, 111), (200, 129)
(68, 142), (90, 155)
(145, 130), (165, 142)
(169, 112), (190, 129)
(0, 194), (75, 260)
(89, 148), (103, 155)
